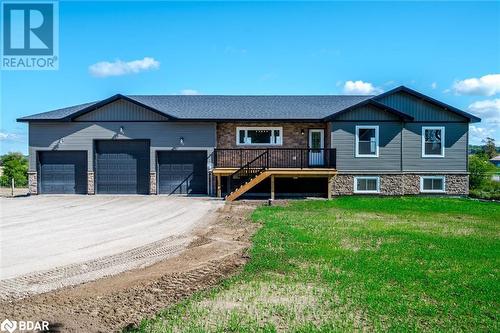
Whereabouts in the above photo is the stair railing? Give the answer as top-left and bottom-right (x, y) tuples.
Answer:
(228, 150), (269, 194)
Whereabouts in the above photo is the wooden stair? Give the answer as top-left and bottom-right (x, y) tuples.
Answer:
(225, 171), (270, 201)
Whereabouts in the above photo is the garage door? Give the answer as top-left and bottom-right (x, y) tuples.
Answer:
(95, 140), (150, 194)
(158, 151), (207, 194)
(39, 151), (87, 194)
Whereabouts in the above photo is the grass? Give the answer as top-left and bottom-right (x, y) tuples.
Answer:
(128, 197), (500, 332)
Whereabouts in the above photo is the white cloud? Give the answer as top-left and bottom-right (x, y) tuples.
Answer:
(0, 132), (20, 141)
(342, 80), (383, 95)
(452, 74), (500, 96)
(469, 125), (496, 145)
(179, 89), (200, 95)
(468, 99), (500, 124)
(89, 57), (160, 77)
(431, 82), (437, 89)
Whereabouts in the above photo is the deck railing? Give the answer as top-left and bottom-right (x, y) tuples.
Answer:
(214, 148), (336, 169)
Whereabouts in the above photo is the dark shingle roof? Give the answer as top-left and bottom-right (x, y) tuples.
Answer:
(17, 95), (373, 121)
(17, 102), (97, 121)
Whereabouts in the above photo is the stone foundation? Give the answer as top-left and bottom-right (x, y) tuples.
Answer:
(332, 174), (469, 196)
(150, 172), (157, 195)
(28, 172), (37, 195)
(87, 171), (95, 195)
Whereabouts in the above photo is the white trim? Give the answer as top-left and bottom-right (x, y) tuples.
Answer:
(422, 126), (445, 158)
(420, 176), (446, 193)
(236, 126), (283, 146)
(354, 176), (380, 194)
(355, 125), (379, 158)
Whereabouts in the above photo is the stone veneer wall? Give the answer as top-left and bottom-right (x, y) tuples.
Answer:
(28, 172), (37, 195)
(87, 171), (95, 195)
(332, 174), (469, 196)
(150, 172), (157, 195)
(217, 122), (327, 149)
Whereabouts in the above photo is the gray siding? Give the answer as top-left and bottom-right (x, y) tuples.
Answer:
(377, 91), (467, 122)
(331, 122), (402, 172)
(402, 122), (467, 172)
(334, 105), (400, 121)
(29, 122), (216, 171)
(75, 100), (169, 121)
(331, 122), (468, 173)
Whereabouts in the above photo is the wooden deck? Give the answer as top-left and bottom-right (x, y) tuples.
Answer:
(213, 167), (338, 200)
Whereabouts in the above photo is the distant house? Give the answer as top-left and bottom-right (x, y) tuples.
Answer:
(17, 86), (480, 199)
(490, 155), (500, 167)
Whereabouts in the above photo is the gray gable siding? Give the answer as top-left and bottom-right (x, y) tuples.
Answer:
(28, 122), (216, 171)
(333, 105), (400, 121)
(331, 122), (402, 172)
(75, 100), (169, 121)
(402, 123), (467, 172)
(378, 91), (467, 122)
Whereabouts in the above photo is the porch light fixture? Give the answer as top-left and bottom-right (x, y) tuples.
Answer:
(301, 129), (305, 135)
(119, 126), (125, 135)
(179, 137), (185, 145)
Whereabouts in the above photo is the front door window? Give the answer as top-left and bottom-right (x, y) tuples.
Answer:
(308, 129), (324, 166)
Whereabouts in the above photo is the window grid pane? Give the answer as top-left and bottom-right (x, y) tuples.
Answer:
(424, 129), (442, 155)
(358, 128), (376, 155)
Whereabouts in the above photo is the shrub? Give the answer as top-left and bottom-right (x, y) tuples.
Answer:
(469, 154), (495, 188)
(0, 152), (28, 187)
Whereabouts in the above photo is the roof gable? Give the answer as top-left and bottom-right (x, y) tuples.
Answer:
(374, 86), (480, 122)
(324, 99), (413, 121)
(74, 99), (170, 121)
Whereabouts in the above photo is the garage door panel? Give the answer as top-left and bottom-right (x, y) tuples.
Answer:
(158, 151), (207, 195)
(96, 140), (150, 194)
(39, 151), (87, 194)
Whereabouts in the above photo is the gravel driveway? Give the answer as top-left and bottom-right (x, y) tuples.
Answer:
(0, 195), (222, 299)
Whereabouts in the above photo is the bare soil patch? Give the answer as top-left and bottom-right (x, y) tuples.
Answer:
(0, 201), (260, 333)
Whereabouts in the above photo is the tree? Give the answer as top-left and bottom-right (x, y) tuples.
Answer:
(483, 137), (497, 159)
(469, 154), (495, 189)
(0, 152), (28, 187)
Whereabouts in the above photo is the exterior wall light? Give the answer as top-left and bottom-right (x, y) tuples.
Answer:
(301, 129), (305, 135)
(179, 137), (184, 145)
(119, 126), (125, 135)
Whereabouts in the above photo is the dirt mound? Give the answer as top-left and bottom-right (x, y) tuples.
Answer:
(0, 202), (260, 333)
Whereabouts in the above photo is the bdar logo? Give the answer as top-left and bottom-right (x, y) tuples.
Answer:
(0, 319), (17, 333)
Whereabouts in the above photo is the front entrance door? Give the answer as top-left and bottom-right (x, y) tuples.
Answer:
(308, 129), (324, 166)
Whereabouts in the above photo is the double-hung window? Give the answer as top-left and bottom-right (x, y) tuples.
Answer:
(420, 176), (445, 193)
(354, 176), (380, 194)
(236, 127), (283, 146)
(355, 125), (379, 157)
(422, 126), (445, 157)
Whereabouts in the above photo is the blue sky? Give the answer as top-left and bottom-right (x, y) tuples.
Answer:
(1, 1), (500, 154)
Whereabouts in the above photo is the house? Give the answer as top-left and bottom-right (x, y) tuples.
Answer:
(17, 86), (480, 200)
(490, 155), (500, 167)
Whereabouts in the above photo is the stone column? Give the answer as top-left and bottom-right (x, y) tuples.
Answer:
(87, 171), (95, 195)
(150, 172), (157, 195)
(28, 171), (38, 195)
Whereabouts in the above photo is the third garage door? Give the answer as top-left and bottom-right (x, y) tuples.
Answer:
(158, 151), (207, 195)
(95, 140), (150, 194)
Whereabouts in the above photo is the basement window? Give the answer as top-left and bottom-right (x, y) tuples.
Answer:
(237, 127), (283, 145)
(420, 176), (445, 193)
(354, 176), (380, 194)
(355, 126), (379, 157)
(422, 126), (445, 157)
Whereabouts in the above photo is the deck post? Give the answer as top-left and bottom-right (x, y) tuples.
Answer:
(217, 174), (222, 198)
(327, 175), (333, 199)
(270, 174), (275, 200)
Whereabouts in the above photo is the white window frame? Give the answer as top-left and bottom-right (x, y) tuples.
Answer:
(422, 126), (445, 158)
(354, 176), (380, 194)
(355, 125), (379, 158)
(420, 176), (446, 193)
(236, 127), (283, 146)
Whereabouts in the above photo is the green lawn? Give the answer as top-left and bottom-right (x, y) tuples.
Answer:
(130, 197), (500, 332)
